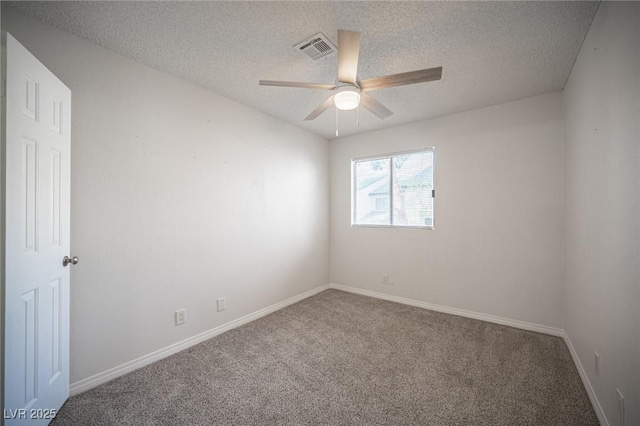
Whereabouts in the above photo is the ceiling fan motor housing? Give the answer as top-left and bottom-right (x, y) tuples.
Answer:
(334, 85), (361, 110)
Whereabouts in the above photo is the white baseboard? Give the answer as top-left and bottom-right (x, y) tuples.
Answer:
(563, 333), (609, 426)
(328, 283), (564, 336)
(70, 284), (330, 396)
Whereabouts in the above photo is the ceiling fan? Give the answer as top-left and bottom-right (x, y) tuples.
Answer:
(259, 29), (442, 121)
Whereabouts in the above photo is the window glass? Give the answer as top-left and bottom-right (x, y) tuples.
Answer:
(354, 158), (390, 225)
(392, 151), (434, 227)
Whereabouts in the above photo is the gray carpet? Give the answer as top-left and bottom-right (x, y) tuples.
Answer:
(52, 289), (599, 425)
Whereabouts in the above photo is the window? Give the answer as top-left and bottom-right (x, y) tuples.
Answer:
(352, 148), (434, 228)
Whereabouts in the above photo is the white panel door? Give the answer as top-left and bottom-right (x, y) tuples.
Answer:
(3, 32), (72, 425)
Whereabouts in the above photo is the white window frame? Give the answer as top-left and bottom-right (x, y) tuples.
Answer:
(351, 147), (435, 230)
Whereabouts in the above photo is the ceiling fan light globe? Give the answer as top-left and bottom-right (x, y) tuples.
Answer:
(334, 88), (360, 110)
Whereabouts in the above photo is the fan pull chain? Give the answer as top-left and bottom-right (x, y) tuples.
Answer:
(357, 106), (360, 128)
(336, 108), (339, 137)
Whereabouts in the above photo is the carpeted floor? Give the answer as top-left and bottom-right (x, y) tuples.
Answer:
(52, 289), (599, 425)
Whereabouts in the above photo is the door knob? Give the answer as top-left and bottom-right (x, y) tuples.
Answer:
(62, 256), (79, 267)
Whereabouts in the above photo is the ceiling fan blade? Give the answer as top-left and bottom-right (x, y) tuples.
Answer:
(359, 67), (442, 92)
(337, 30), (360, 84)
(304, 95), (335, 121)
(360, 92), (393, 119)
(259, 80), (335, 90)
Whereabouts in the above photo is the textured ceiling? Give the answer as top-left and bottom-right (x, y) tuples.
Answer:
(6, 1), (599, 139)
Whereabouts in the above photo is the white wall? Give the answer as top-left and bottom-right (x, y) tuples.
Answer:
(1, 7), (329, 384)
(331, 92), (564, 328)
(563, 2), (640, 425)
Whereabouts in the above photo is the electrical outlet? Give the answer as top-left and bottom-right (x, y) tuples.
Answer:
(617, 389), (625, 425)
(217, 297), (226, 312)
(383, 275), (390, 285)
(175, 308), (186, 326)
(594, 351), (600, 376)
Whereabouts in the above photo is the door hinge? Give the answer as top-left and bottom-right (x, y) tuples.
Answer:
(432, 189), (436, 198)
(1, 79), (5, 98)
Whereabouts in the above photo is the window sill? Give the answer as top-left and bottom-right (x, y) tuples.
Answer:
(351, 224), (434, 230)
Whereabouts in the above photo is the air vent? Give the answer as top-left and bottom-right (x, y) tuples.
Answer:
(294, 32), (336, 60)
